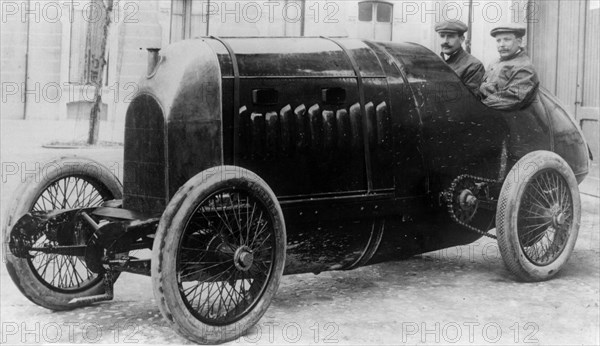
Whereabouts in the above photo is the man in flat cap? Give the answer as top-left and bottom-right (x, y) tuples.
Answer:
(435, 19), (485, 97)
(480, 26), (539, 110)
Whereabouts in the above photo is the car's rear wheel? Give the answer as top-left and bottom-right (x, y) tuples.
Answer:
(152, 166), (286, 344)
(3, 156), (123, 310)
(496, 151), (581, 282)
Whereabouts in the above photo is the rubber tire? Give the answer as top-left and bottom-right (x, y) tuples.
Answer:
(2, 156), (123, 310)
(151, 166), (286, 344)
(496, 151), (581, 282)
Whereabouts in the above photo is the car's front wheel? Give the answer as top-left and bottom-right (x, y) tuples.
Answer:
(151, 166), (286, 344)
(496, 151), (581, 282)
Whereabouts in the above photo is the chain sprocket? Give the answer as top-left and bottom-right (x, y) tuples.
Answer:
(443, 174), (501, 239)
(8, 210), (85, 258)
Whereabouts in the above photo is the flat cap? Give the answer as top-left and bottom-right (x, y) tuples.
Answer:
(435, 20), (468, 34)
(490, 26), (526, 38)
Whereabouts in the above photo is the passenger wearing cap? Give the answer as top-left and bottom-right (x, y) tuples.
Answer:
(435, 20), (485, 97)
(480, 26), (539, 110)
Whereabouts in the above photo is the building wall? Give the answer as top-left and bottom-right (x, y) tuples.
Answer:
(0, 0), (28, 120)
(105, 0), (161, 128)
(528, 0), (600, 158)
(160, 0), (526, 65)
(0, 0), (526, 122)
(1, 0), (597, 139)
(0, 0), (161, 127)
(1, 0), (63, 120)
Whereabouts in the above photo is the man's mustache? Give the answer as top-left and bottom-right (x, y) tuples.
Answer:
(441, 44), (452, 49)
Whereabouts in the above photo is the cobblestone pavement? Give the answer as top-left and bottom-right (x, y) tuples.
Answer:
(1, 120), (599, 345)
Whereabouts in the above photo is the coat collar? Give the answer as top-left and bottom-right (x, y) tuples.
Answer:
(441, 47), (466, 63)
(500, 48), (524, 61)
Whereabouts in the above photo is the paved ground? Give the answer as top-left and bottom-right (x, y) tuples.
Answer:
(1, 119), (599, 345)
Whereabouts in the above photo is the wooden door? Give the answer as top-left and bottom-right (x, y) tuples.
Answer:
(528, 0), (599, 159)
(576, 1), (599, 159)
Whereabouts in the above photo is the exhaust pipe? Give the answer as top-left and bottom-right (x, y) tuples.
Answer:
(147, 48), (161, 77)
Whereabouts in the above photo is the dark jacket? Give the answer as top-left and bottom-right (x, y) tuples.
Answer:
(480, 49), (539, 110)
(441, 47), (485, 98)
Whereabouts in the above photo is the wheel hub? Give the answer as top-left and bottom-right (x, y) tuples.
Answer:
(547, 203), (565, 228)
(553, 212), (566, 227)
(459, 189), (478, 210)
(454, 187), (479, 223)
(234, 246), (254, 271)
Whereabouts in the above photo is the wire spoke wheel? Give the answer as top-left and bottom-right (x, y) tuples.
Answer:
(177, 189), (275, 325)
(152, 166), (286, 344)
(3, 157), (123, 310)
(28, 176), (110, 293)
(497, 151), (581, 282)
(517, 170), (573, 265)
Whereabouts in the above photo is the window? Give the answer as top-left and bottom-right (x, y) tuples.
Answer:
(170, 0), (304, 40)
(376, 3), (392, 23)
(170, 0), (209, 42)
(69, 0), (91, 84)
(359, 1), (392, 23)
(359, 2), (373, 22)
(68, 0), (110, 85)
(189, 1), (206, 38)
(170, 0), (185, 42)
(357, 1), (393, 41)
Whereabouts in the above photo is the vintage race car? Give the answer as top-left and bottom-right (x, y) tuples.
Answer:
(3, 37), (591, 344)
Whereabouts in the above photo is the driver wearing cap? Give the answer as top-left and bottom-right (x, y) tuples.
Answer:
(480, 26), (539, 110)
(435, 20), (485, 97)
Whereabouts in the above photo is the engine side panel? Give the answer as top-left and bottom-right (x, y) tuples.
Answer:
(210, 38), (381, 197)
(236, 77), (368, 196)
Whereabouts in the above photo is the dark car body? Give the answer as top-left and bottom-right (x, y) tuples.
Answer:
(124, 37), (589, 275)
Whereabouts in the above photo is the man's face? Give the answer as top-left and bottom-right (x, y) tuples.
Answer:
(495, 33), (522, 58)
(439, 32), (464, 55)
